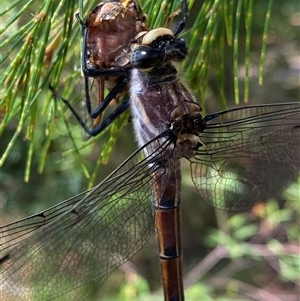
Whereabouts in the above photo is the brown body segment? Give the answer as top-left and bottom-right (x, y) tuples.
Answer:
(154, 159), (184, 301)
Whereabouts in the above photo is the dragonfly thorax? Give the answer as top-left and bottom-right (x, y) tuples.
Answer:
(169, 103), (203, 159)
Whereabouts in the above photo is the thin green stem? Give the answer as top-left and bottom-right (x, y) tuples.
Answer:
(259, 0), (273, 85)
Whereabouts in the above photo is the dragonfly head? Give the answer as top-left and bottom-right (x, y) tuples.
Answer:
(130, 27), (188, 70)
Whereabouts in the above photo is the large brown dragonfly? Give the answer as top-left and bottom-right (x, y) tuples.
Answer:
(1, 0), (300, 300)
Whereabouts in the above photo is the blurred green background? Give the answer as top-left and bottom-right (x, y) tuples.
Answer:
(1, 0), (299, 300)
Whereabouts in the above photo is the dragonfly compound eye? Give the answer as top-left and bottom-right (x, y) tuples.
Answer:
(131, 46), (165, 69)
(165, 38), (188, 62)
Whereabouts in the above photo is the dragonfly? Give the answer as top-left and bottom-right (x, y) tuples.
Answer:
(1, 0), (300, 300)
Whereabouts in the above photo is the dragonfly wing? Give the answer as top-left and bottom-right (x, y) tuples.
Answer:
(0, 190), (93, 253)
(190, 103), (300, 210)
(0, 136), (174, 301)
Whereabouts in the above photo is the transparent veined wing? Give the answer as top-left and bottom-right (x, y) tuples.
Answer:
(0, 135), (174, 301)
(191, 103), (300, 210)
